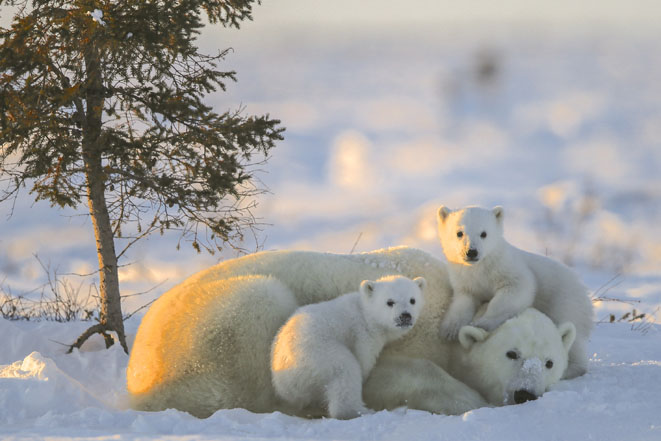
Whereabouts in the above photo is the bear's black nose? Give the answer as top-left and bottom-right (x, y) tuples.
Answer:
(397, 312), (412, 327)
(513, 389), (538, 404)
(466, 248), (479, 260)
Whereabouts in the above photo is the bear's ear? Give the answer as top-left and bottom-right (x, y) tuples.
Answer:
(413, 277), (427, 292)
(492, 206), (504, 224)
(458, 325), (489, 350)
(557, 322), (576, 352)
(438, 206), (451, 223)
(360, 280), (375, 297)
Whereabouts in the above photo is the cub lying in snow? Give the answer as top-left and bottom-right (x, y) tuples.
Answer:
(271, 275), (426, 419)
(437, 205), (593, 379)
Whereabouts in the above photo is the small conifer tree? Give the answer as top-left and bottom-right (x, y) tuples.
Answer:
(0, 0), (283, 353)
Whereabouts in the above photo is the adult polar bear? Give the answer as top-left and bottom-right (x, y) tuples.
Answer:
(128, 247), (487, 417)
(127, 247), (580, 418)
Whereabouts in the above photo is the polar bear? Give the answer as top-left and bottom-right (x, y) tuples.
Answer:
(271, 275), (425, 419)
(451, 308), (576, 405)
(366, 308), (576, 409)
(127, 246), (589, 418)
(437, 205), (593, 378)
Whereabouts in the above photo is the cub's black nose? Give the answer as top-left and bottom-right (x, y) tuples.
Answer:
(397, 312), (412, 327)
(514, 389), (538, 404)
(466, 248), (479, 260)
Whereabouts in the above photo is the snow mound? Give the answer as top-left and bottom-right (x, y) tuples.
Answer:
(0, 351), (103, 422)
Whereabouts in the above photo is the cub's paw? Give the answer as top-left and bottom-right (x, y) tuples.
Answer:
(471, 316), (504, 332)
(440, 319), (467, 340)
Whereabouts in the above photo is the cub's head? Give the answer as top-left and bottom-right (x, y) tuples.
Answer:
(437, 205), (505, 265)
(359, 275), (426, 336)
(458, 309), (576, 406)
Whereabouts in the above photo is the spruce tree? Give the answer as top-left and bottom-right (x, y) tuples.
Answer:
(0, 0), (283, 353)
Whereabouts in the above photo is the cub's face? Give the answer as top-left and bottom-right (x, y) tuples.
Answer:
(437, 205), (504, 265)
(360, 275), (426, 335)
(458, 309), (576, 406)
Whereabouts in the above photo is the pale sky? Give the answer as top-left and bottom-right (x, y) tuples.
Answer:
(2, 1), (660, 31)
(246, 0), (661, 31)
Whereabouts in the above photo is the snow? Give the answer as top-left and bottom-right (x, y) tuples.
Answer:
(1, 318), (660, 440)
(521, 357), (542, 374)
(86, 9), (105, 26)
(2, 1), (661, 440)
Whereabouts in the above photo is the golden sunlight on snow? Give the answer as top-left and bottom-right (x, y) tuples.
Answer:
(328, 131), (375, 190)
(412, 205), (441, 243)
(537, 181), (576, 211)
(118, 262), (187, 285)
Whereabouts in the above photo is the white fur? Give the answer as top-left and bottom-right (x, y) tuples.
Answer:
(127, 247), (585, 418)
(450, 308), (576, 405)
(437, 205), (594, 378)
(271, 275), (425, 419)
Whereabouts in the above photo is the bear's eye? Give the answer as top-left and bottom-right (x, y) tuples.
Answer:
(457, 231), (463, 238)
(410, 298), (416, 305)
(545, 360), (554, 369)
(387, 300), (395, 307)
(480, 231), (487, 238)
(506, 350), (519, 360)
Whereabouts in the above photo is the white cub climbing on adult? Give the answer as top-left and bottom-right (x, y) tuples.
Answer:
(271, 275), (426, 419)
(437, 205), (593, 378)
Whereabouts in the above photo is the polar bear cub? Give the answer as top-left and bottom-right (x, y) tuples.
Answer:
(271, 275), (426, 419)
(437, 205), (593, 379)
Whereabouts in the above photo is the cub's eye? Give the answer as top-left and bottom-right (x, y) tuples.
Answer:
(480, 231), (487, 238)
(410, 298), (416, 305)
(506, 350), (519, 360)
(387, 300), (395, 307)
(457, 231), (464, 238)
(546, 360), (554, 369)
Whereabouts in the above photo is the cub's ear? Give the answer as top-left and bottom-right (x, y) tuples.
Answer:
(413, 277), (427, 291)
(438, 206), (452, 223)
(557, 322), (576, 352)
(458, 325), (489, 350)
(360, 280), (375, 297)
(492, 206), (504, 223)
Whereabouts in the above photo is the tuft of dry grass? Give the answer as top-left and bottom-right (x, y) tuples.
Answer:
(591, 273), (658, 334)
(1, 255), (163, 323)
(0, 256), (98, 322)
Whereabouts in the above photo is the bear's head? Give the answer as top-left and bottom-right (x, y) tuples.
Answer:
(359, 275), (426, 337)
(457, 308), (576, 405)
(437, 205), (505, 265)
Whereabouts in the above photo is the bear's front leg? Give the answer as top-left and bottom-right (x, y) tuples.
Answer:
(325, 375), (370, 419)
(471, 279), (535, 331)
(439, 292), (476, 340)
(364, 355), (488, 415)
(324, 354), (370, 419)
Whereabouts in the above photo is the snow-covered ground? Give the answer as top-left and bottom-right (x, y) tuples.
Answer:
(1, 317), (660, 441)
(2, 1), (661, 439)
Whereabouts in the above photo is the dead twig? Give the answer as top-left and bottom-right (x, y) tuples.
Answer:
(350, 232), (363, 255)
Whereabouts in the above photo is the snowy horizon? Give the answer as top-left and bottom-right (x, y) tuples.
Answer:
(4, 23), (660, 313)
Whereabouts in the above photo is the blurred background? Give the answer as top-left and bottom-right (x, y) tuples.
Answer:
(1, 0), (660, 321)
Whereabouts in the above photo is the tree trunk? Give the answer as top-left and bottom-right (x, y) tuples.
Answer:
(82, 154), (129, 354)
(68, 42), (128, 354)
